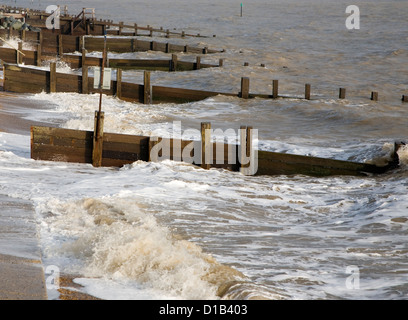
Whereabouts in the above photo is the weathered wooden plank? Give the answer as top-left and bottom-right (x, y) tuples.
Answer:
(31, 144), (93, 163)
(56, 73), (82, 93)
(4, 79), (46, 93)
(256, 151), (386, 177)
(152, 85), (235, 103)
(0, 48), (17, 63)
(31, 126), (93, 164)
(120, 81), (143, 102)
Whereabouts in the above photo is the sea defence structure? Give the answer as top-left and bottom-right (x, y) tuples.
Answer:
(0, 5), (404, 177)
(30, 123), (402, 177)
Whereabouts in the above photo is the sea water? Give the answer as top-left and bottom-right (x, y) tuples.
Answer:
(0, 0), (407, 299)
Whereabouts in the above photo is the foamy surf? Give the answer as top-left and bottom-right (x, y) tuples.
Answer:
(37, 197), (282, 300)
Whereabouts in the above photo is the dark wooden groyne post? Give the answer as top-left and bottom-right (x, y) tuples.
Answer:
(201, 122), (211, 169)
(92, 110), (105, 167)
(305, 84), (311, 100)
(339, 88), (346, 99)
(371, 91), (378, 101)
(240, 125), (253, 173)
(240, 77), (249, 99)
(119, 22), (124, 35)
(17, 42), (23, 64)
(171, 54), (178, 72)
(49, 62), (56, 93)
(36, 33), (42, 66)
(116, 68), (122, 99)
(81, 48), (87, 68)
(58, 35), (63, 56)
(272, 80), (279, 99)
(402, 95), (408, 102)
(82, 66), (88, 94)
(195, 56), (201, 70)
(144, 70), (152, 104)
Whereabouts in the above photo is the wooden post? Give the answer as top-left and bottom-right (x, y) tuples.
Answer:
(132, 38), (137, 52)
(37, 43), (42, 66)
(81, 48), (86, 68)
(195, 56), (201, 70)
(272, 80), (279, 99)
(86, 21), (90, 35)
(151, 41), (157, 51)
(219, 59), (224, 67)
(2, 63), (5, 91)
(149, 27), (153, 37)
(171, 54), (178, 72)
(79, 36), (84, 51)
(246, 126), (253, 159)
(17, 42), (23, 64)
(201, 122), (211, 169)
(118, 21), (123, 35)
(116, 68), (122, 99)
(82, 66), (88, 94)
(339, 88), (346, 99)
(244, 62), (249, 66)
(134, 23), (138, 36)
(240, 126), (253, 171)
(58, 34), (63, 56)
(184, 45), (189, 53)
(143, 71), (152, 104)
(92, 111), (104, 167)
(49, 62), (57, 93)
(371, 91), (378, 101)
(37, 32), (43, 66)
(402, 95), (408, 102)
(203, 47), (208, 54)
(240, 77), (250, 99)
(305, 83), (311, 100)
(181, 31), (185, 38)
(240, 126), (255, 175)
(166, 29), (170, 38)
(165, 43), (170, 54)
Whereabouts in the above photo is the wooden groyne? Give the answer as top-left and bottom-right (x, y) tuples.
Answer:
(30, 123), (401, 177)
(0, 28), (222, 60)
(2, 62), (234, 103)
(0, 46), (221, 71)
(2, 5), (213, 38)
(3, 62), (406, 104)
